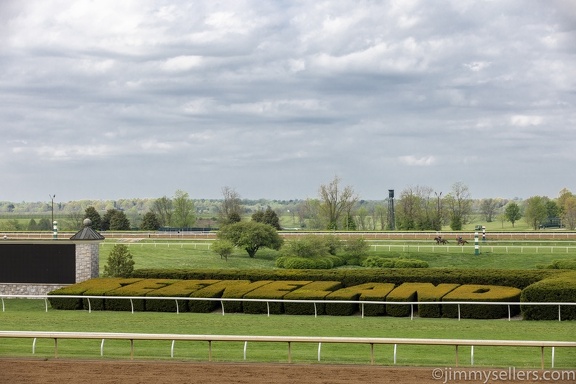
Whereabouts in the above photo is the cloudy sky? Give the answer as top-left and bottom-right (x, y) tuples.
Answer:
(2, 0), (575, 203)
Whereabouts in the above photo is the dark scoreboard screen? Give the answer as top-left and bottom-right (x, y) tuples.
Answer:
(0, 244), (76, 284)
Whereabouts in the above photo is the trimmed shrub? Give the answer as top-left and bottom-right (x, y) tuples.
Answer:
(385, 283), (459, 318)
(145, 280), (219, 312)
(105, 279), (175, 312)
(283, 281), (342, 315)
(545, 259), (576, 270)
(362, 256), (429, 269)
(325, 283), (395, 316)
(242, 281), (311, 314)
(188, 280), (272, 313)
(442, 285), (522, 319)
(521, 272), (576, 320)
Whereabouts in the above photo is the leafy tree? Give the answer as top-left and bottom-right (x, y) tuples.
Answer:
(84, 206), (102, 229)
(524, 196), (548, 230)
(37, 218), (51, 230)
(152, 196), (173, 227)
(218, 186), (243, 225)
(110, 210), (131, 230)
(211, 239), (234, 261)
(545, 200), (560, 219)
(218, 221), (283, 258)
(343, 238), (370, 264)
(100, 209), (116, 231)
(282, 235), (333, 258)
(252, 206), (281, 230)
(103, 244), (135, 277)
(504, 202), (522, 227)
(558, 189), (576, 230)
(561, 195), (576, 230)
(27, 218), (39, 230)
(317, 176), (358, 230)
(172, 190), (196, 228)
(140, 212), (161, 230)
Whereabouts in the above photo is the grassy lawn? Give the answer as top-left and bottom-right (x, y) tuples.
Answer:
(98, 239), (576, 272)
(1, 299), (575, 367)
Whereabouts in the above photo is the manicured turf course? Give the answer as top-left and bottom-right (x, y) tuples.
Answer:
(1, 299), (575, 367)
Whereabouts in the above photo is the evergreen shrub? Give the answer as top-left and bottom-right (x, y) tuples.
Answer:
(521, 272), (576, 320)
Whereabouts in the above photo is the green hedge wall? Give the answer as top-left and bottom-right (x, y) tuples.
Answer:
(131, 268), (559, 290)
(521, 272), (576, 320)
(441, 285), (522, 319)
(48, 268), (575, 320)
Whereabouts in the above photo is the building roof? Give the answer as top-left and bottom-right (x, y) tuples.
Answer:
(69, 219), (105, 241)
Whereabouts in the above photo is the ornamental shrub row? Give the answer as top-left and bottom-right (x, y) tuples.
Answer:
(131, 268), (560, 290)
(49, 278), (522, 319)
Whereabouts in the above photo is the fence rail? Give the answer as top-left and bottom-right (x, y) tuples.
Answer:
(2, 295), (575, 321)
(0, 330), (574, 368)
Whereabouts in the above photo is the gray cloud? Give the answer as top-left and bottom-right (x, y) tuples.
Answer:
(1, 0), (575, 202)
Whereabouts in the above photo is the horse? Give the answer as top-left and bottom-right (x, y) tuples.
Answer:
(456, 238), (468, 245)
(434, 237), (448, 245)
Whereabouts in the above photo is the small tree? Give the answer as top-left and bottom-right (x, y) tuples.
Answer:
(140, 212), (161, 230)
(103, 244), (135, 277)
(84, 206), (102, 230)
(218, 221), (283, 258)
(109, 210), (131, 230)
(252, 206), (281, 230)
(504, 202), (522, 227)
(211, 239), (234, 261)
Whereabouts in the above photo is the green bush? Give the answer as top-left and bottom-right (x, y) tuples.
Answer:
(442, 285), (522, 319)
(283, 281), (342, 315)
(242, 281), (310, 314)
(521, 272), (576, 320)
(545, 259), (576, 270)
(103, 244), (135, 277)
(361, 256), (429, 269)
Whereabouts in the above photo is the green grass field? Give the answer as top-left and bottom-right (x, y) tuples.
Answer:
(98, 239), (576, 272)
(1, 237), (575, 367)
(1, 299), (575, 367)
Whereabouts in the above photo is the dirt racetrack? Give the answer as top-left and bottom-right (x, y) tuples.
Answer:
(2, 359), (575, 384)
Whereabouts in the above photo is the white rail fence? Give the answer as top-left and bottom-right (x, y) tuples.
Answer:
(95, 241), (576, 254)
(2, 295), (575, 321)
(0, 330), (575, 369)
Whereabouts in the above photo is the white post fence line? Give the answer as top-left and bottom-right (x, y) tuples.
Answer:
(1, 294), (575, 321)
(0, 330), (574, 369)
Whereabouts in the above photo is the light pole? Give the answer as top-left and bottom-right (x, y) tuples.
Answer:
(49, 194), (57, 239)
(49, 194), (56, 225)
(434, 191), (442, 230)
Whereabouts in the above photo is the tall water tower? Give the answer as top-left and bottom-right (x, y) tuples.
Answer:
(387, 189), (395, 230)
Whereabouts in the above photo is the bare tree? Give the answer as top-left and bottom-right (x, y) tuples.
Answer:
(445, 182), (472, 230)
(218, 186), (243, 225)
(480, 198), (499, 222)
(317, 176), (358, 230)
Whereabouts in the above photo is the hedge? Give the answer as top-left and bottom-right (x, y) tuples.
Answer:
(242, 281), (311, 314)
(48, 268), (575, 320)
(145, 280), (219, 312)
(48, 278), (143, 311)
(131, 268), (559, 290)
(384, 283), (459, 317)
(282, 281), (342, 315)
(441, 285), (522, 319)
(521, 272), (576, 320)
